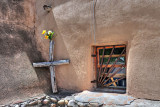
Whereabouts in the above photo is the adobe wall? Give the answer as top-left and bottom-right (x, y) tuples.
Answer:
(35, 0), (160, 100)
(0, 0), (51, 104)
(1, 0), (158, 104)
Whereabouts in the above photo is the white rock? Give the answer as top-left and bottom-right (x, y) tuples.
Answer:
(21, 102), (28, 107)
(46, 96), (50, 99)
(68, 100), (78, 107)
(43, 99), (50, 104)
(77, 102), (85, 107)
(58, 100), (65, 105)
(50, 98), (57, 103)
(89, 102), (100, 107)
(28, 100), (38, 105)
(65, 100), (69, 105)
(20, 104), (26, 107)
(14, 105), (19, 107)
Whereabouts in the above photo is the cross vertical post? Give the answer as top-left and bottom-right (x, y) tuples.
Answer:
(49, 40), (57, 93)
(33, 39), (69, 93)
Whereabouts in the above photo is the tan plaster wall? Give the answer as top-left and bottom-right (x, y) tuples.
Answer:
(35, 0), (160, 100)
(50, 0), (134, 91)
(1, 0), (159, 104)
(0, 0), (52, 104)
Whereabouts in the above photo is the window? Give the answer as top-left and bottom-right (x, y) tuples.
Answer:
(94, 45), (126, 89)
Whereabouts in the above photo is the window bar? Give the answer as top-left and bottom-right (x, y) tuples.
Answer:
(102, 64), (125, 85)
(98, 47), (105, 83)
(98, 46), (115, 82)
(95, 47), (98, 85)
(100, 48), (126, 85)
(104, 76), (126, 87)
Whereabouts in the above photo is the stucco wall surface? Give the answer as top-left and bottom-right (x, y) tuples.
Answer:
(0, 0), (159, 104)
(36, 0), (160, 100)
(0, 0), (51, 104)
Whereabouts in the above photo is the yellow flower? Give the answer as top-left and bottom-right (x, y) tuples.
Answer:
(42, 30), (46, 34)
(45, 35), (48, 39)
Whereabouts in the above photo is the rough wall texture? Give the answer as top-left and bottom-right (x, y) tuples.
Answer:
(1, 0), (160, 104)
(35, 0), (160, 100)
(50, 0), (134, 92)
(0, 0), (51, 104)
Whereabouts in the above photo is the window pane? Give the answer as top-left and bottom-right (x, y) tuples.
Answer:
(99, 47), (125, 55)
(113, 47), (125, 54)
(99, 57), (125, 65)
(99, 48), (112, 55)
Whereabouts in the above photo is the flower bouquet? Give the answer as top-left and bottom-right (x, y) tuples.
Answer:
(42, 30), (55, 40)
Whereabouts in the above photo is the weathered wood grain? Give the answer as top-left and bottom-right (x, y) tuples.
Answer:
(49, 40), (54, 61)
(32, 40), (70, 93)
(33, 60), (69, 67)
(49, 40), (57, 93)
(49, 65), (57, 93)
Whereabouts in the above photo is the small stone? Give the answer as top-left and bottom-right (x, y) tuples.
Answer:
(14, 105), (19, 107)
(58, 100), (65, 105)
(38, 100), (41, 104)
(77, 102), (89, 107)
(89, 102), (99, 107)
(50, 98), (57, 103)
(50, 103), (56, 107)
(65, 100), (69, 105)
(28, 100), (38, 105)
(43, 99), (50, 105)
(68, 100), (78, 107)
(37, 100), (42, 106)
(20, 104), (26, 107)
(46, 96), (50, 99)
(20, 102), (28, 107)
(77, 102), (85, 107)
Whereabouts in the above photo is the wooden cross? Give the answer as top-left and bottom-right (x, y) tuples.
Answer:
(33, 40), (70, 93)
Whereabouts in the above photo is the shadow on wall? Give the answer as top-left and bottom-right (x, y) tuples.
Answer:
(38, 0), (79, 91)
(41, 0), (93, 91)
(0, 23), (51, 99)
(0, 0), (53, 104)
(50, 6), (79, 90)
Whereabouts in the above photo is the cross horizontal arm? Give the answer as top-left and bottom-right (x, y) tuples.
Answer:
(33, 60), (70, 67)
